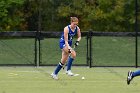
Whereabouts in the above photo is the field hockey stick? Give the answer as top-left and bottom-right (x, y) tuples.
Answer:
(63, 45), (76, 70)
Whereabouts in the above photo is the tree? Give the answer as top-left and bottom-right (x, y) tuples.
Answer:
(56, 0), (135, 31)
(0, 0), (136, 32)
(0, 0), (26, 31)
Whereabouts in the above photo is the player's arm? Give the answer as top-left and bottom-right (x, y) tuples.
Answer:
(64, 27), (71, 53)
(75, 27), (81, 46)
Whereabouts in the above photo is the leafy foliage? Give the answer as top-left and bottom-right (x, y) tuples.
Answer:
(0, 0), (26, 31)
(57, 0), (136, 31)
(0, 0), (138, 32)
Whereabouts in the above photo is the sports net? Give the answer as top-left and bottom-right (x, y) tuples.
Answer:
(0, 38), (35, 65)
(92, 36), (135, 67)
(40, 36), (87, 66)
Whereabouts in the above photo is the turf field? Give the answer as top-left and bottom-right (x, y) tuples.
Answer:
(0, 66), (139, 93)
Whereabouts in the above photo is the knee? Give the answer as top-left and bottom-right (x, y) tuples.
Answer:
(71, 51), (76, 59)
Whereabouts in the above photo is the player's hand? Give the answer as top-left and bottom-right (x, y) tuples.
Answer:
(75, 41), (79, 46)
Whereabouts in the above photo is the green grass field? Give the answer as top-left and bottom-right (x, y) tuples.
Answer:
(0, 66), (140, 93)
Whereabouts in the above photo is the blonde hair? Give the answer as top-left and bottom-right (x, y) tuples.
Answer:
(70, 17), (78, 23)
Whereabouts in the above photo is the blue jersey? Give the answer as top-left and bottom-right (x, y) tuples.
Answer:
(59, 25), (78, 49)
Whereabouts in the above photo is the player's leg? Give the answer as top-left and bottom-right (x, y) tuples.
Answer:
(132, 70), (140, 77)
(53, 50), (69, 75)
(127, 70), (140, 85)
(66, 50), (76, 76)
(51, 47), (69, 79)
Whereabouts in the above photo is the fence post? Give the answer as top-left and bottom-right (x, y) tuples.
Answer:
(35, 32), (38, 66)
(86, 32), (89, 66)
(135, 0), (138, 68)
(89, 30), (92, 68)
(37, 0), (42, 67)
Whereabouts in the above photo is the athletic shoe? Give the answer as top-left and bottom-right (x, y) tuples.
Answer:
(51, 73), (58, 80)
(66, 70), (74, 76)
(127, 70), (133, 85)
